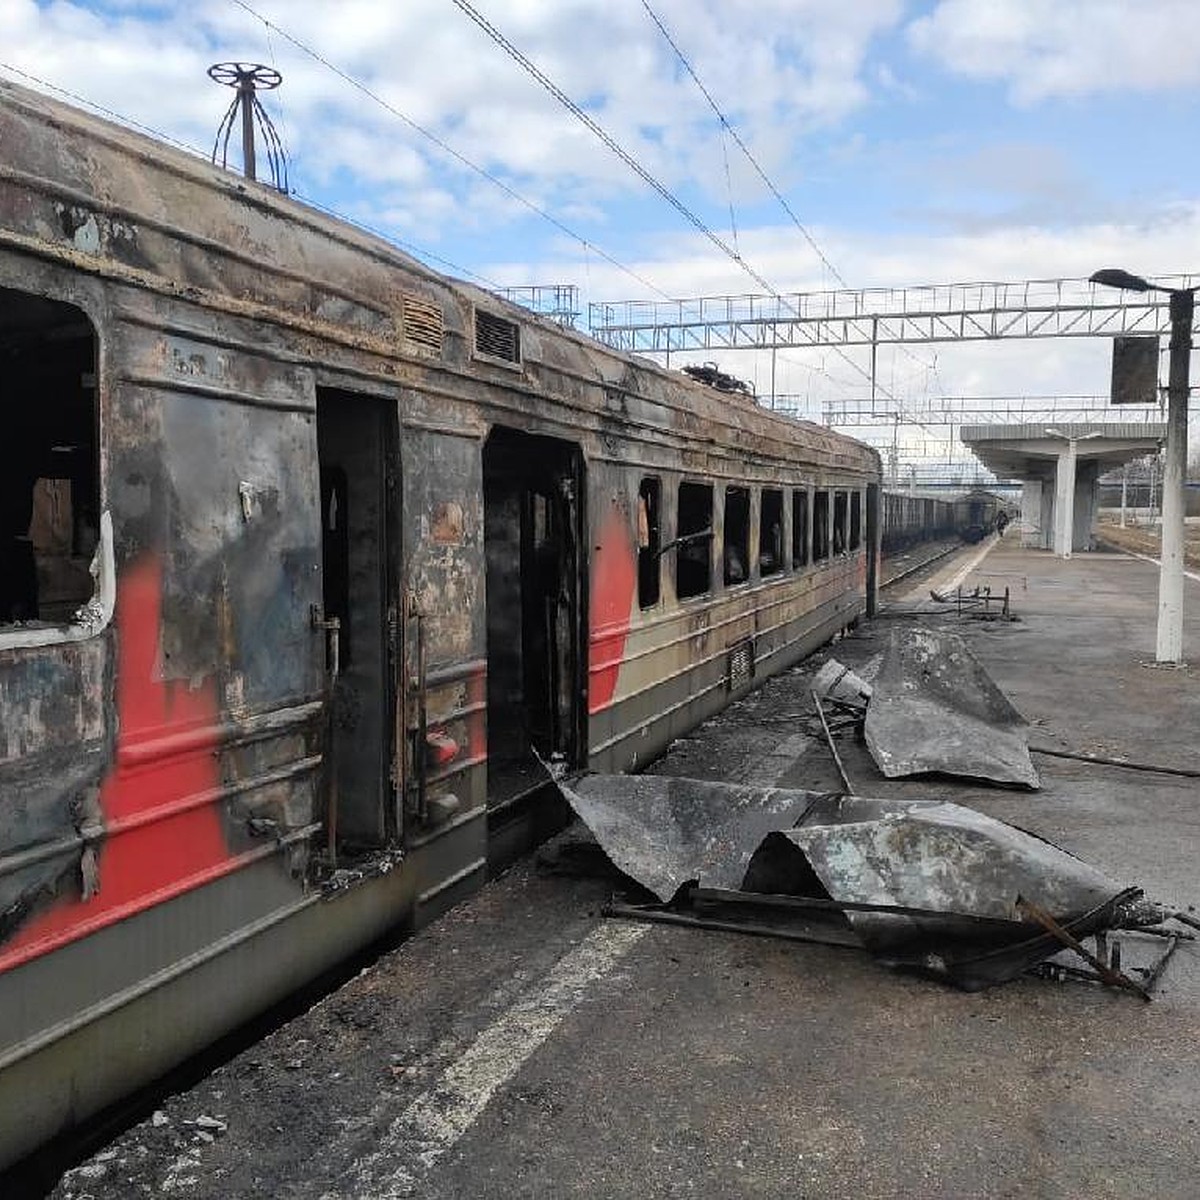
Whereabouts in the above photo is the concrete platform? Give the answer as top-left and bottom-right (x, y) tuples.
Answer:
(50, 542), (1200, 1200)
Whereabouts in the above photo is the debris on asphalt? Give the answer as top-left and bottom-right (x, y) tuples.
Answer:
(811, 659), (873, 708)
(863, 627), (1040, 789)
(810, 690), (856, 794)
(558, 773), (1192, 995)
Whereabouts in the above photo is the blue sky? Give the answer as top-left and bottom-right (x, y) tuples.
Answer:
(4, 0), (1199, 467)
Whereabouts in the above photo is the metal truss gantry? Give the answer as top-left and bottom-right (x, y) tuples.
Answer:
(588, 275), (1199, 353)
(499, 284), (580, 328)
(792, 394), (1165, 427)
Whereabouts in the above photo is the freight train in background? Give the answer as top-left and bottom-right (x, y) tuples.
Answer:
(881, 487), (1011, 552)
(0, 79), (990, 1173)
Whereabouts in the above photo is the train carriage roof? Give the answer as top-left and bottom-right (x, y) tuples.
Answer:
(0, 78), (878, 477)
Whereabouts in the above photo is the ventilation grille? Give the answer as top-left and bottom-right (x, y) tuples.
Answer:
(475, 309), (521, 363)
(402, 294), (444, 354)
(727, 638), (755, 692)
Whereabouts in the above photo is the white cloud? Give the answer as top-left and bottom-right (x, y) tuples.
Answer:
(0, 0), (904, 229)
(908, 0), (1200, 103)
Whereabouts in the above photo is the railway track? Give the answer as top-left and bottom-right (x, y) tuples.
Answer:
(880, 539), (965, 590)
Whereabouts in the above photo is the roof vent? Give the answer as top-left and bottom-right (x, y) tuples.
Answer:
(475, 309), (521, 364)
(402, 294), (444, 354)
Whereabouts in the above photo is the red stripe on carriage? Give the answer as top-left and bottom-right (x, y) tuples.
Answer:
(0, 557), (230, 972)
(588, 506), (637, 715)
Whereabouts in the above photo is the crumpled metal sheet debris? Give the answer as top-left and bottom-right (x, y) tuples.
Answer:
(562, 773), (1155, 991)
(555, 773), (826, 903)
(745, 794), (1128, 989)
(863, 627), (1040, 788)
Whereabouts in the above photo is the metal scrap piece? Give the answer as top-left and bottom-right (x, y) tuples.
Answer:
(863, 627), (1040, 788)
(743, 794), (1130, 988)
(556, 773), (827, 903)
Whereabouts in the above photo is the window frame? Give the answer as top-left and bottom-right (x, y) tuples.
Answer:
(812, 489), (831, 562)
(791, 487), (809, 570)
(758, 487), (784, 578)
(637, 476), (662, 610)
(0, 285), (112, 651)
(675, 479), (714, 601)
(723, 484), (751, 588)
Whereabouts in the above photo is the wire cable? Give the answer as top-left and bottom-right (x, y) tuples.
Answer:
(447, 0), (901, 403)
(639, 0), (847, 288)
(639, 0), (947, 414)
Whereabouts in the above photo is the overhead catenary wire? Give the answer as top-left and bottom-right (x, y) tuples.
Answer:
(446, 0), (902, 404)
(639, 0), (948, 419)
(639, 0), (847, 290)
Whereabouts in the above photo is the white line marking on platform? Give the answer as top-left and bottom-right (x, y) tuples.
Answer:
(347, 922), (647, 1199)
(1117, 547), (1200, 585)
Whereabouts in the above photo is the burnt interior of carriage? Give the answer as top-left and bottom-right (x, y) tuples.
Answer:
(813, 489), (831, 561)
(0, 288), (98, 625)
(637, 476), (661, 609)
(792, 489), (809, 567)
(759, 488), (783, 576)
(483, 427), (584, 811)
(676, 480), (713, 599)
(723, 486), (751, 585)
(316, 389), (397, 851)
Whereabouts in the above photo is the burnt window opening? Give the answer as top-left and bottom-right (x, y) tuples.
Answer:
(759, 488), (783, 577)
(0, 287), (99, 627)
(850, 490), (862, 551)
(833, 490), (848, 555)
(724, 486), (750, 586)
(676, 481), (713, 599)
(637, 477), (661, 609)
(475, 309), (521, 363)
(813, 490), (831, 562)
(792, 488), (809, 568)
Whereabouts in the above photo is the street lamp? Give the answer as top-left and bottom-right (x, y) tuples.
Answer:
(1090, 268), (1195, 664)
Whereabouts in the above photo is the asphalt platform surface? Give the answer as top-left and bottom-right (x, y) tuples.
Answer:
(51, 541), (1200, 1199)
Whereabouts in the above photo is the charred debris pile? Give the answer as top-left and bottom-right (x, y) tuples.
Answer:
(544, 627), (1196, 999)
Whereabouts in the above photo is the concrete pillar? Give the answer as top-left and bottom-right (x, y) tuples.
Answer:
(1020, 479), (1042, 549)
(1073, 461), (1099, 551)
(1054, 441), (1077, 559)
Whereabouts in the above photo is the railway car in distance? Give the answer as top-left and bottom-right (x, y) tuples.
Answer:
(0, 78), (881, 1170)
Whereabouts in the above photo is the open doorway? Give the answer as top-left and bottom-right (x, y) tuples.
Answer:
(316, 389), (398, 853)
(482, 427), (584, 810)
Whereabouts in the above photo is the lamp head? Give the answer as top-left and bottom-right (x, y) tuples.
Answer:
(1090, 268), (1154, 292)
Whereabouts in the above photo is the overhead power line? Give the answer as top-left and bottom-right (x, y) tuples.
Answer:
(448, 0), (774, 292)
(446, 0), (905, 404)
(639, 0), (948, 408)
(639, 0), (847, 289)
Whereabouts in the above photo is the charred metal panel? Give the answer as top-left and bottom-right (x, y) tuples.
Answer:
(404, 426), (488, 820)
(405, 429), (486, 664)
(559, 773), (822, 903)
(864, 627), (1040, 789)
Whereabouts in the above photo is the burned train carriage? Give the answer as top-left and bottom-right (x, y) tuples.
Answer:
(0, 79), (880, 1168)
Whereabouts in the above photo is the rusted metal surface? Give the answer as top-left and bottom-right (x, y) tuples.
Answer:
(863, 626), (1040, 788)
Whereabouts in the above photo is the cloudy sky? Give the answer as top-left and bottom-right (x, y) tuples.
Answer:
(4, 0), (1199, 470)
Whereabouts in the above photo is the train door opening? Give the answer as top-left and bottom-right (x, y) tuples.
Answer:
(316, 390), (398, 852)
(482, 427), (584, 811)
